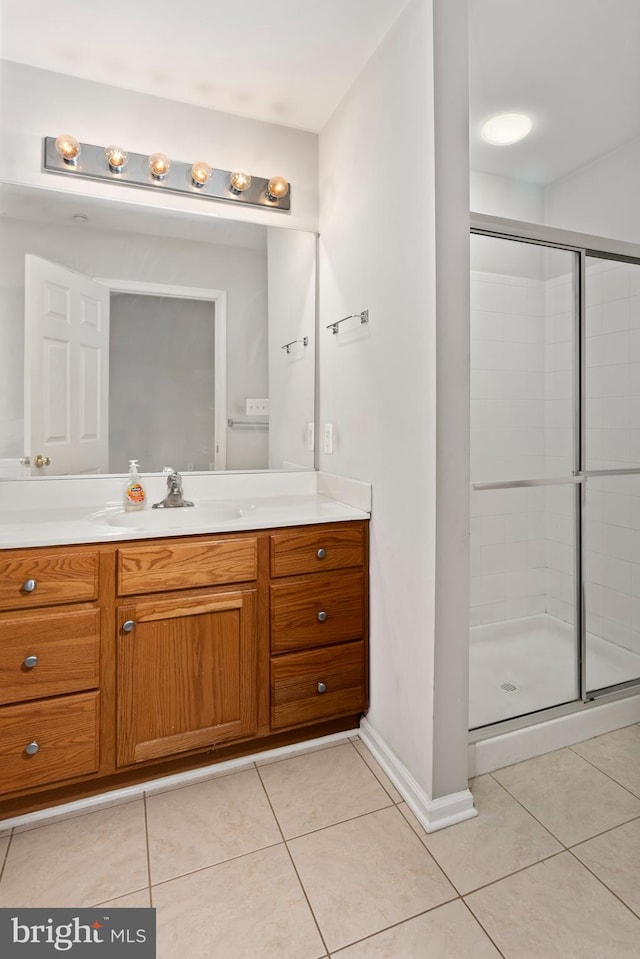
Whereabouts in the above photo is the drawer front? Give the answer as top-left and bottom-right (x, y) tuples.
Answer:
(0, 692), (100, 793)
(271, 571), (364, 653)
(117, 537), (258, 595)
(0, 551), (99, 611)
(0, 609), (100, 705)
(271, 641), (365, 729)
(270, 525), (365, 578)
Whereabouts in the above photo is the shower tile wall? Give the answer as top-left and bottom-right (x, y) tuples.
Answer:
(584, 259), (640, 660)
(470, 269), (548, 627)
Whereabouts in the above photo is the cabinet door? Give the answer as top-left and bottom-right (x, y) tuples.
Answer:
(117, 590), (257, 766)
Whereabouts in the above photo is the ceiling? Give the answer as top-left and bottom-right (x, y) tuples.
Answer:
(469, 0), (640, 186)
(3, 1), (636, 188)
(0, 0), (410, 133)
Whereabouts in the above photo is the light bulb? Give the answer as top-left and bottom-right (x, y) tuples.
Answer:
(55, 134), (81, 164)
(229, 170), (251, 193)
(148, 152), (171, 179)
(105, 145), (128, 172)
(266, 175), (289, 201)
(191, 161), (212, 187)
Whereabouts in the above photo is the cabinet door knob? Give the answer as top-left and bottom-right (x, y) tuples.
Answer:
(317, 548), (326, 559)
(317, 611), (328, 622)
(24, 655), (39, 669)
(317, 681), (327, 694)
(25, 741), (39, 756)
(122, 620), (136, 633)
(22, 579), (37, 593)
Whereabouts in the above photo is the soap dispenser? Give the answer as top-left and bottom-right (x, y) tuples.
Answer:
(123, 459), (146, 511)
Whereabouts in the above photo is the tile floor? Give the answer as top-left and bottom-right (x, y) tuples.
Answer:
(1, 726), (640, 957)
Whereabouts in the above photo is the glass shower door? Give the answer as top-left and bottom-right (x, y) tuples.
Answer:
(469, 232), (581, 728)
(583, 255), (640, 695)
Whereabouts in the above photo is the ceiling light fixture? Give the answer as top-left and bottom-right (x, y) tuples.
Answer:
(480, 113), (532, 146)
(43, 136), (291, 211)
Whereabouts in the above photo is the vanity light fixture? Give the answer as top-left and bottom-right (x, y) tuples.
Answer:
(105, 145), (128, 173)
(43, 136), (291, 211)
(229, 170), (252, 194)
(481, 113), (532, 145)
(191, 160), (212, 187)
(54, 134), (81, 164)
(266, 176), (289, 201)
(148, 152), (171, 180)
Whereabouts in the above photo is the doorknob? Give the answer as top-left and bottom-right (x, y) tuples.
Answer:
(33, 455), (51, 468)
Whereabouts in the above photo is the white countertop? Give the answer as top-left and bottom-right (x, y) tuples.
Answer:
(0, 471), (371, 549)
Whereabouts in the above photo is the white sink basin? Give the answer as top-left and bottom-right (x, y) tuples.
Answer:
(93, 504), (242, 531)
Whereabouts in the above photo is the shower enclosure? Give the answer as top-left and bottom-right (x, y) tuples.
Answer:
(470, 221), (640, 730)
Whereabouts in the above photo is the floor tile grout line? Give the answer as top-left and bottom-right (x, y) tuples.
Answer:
(566, 812), (640, 850)
(254, 762), (331, 958)
(149, 837), (286, 892)
(254, 738), (348, 770)
(566, 846), (640, 922)
(487, 772), (573, 847)
(460, 897), (508, 959)
(348, 739), (402, 804)
(142, 794), (153, 907)
(568, 743), (640, 802)
(0, 829), (13, 884)
(459, 847), (569, 900)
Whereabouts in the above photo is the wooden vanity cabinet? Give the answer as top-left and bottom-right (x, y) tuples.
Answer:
(0, 520), (368, 815)
(0, 546), (107, 796)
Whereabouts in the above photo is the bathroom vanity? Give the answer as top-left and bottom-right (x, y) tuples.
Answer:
(0, 474), (370, 819)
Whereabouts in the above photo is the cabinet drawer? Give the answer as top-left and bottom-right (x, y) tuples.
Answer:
(0, 551), (99, 611)
(0, 692), (100, 793)
(0, 609), (100, 706)
(271, 571), (364, 653)
(271, 641), (365, 729)
(117, 537), (257, 595)
(270, 525), (365, 578)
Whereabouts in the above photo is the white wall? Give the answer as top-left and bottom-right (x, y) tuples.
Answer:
(319, 0), (470, 804)
(471, 169), (545, 224)
(0, 61), (319, 234)
(267, 228), (316, 469)
(545, 136), (640, 244)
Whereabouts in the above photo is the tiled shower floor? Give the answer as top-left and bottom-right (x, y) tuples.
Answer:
(470, 613), (640, 728)
(2, 729), (640, 957)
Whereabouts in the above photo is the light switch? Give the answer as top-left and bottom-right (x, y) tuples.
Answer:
(324, 423), (334, 454)
(246, 398), (270, 415)
(307, 423), (315, 451)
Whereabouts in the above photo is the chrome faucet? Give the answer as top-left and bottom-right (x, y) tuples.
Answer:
(152, 468), (194, 509)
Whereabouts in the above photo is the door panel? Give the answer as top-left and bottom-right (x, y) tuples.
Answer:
(25, 255), (110, 475)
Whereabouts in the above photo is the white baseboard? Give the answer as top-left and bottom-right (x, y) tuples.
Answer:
(358, 718), (477, 832)
(0, 729), (358, 832)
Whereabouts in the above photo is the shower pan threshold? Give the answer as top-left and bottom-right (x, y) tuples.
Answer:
(470, 613), (640, 730)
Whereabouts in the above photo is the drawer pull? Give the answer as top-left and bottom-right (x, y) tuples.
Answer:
(316, 548), (326, 560)
(22, 579), (37, 593)
(23, 655), (39, 669)
(317, 611), (328, 623)
(122, 620), (136, 633)
(25, 741), (40, 756)
(317, 681), (327, 694)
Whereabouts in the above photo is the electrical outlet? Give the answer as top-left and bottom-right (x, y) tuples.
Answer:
(324, 423), (334, 454)
(246, 398), (270, 416)
(307, 423), (315, 452)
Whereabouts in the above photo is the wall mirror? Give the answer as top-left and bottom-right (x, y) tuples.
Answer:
(0, 182), (317, 479)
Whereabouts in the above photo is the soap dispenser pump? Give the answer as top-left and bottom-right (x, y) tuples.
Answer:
(123, 459), (146, 512)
